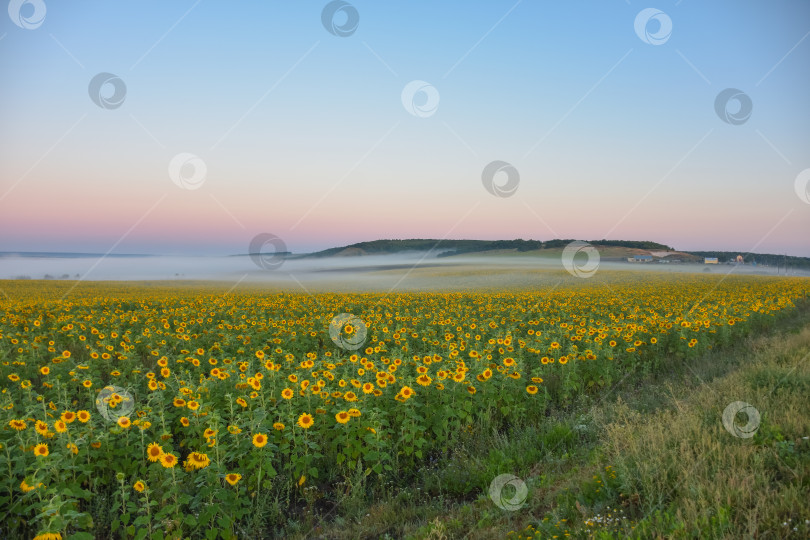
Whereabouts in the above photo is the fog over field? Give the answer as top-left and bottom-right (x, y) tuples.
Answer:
(1, 252), (804, 291)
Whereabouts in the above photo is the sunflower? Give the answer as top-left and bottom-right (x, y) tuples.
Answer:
(225, 473), (242, 486)
(40, 366), (50, 375)
(180, 417), (190, 427)
(32, 532), (62, 540)
(173, 398), (186, 408)
(106, 393), (121, 408)
(187, 401), (200, 411)
(61, 411), (76, 423)
(187, 452), (210, 469)
(362, 382), (375, 394)
(20, 479), (36, 493)
(77, 410), (91, 423)
(252, 433), (268, 448)
(335, 411), (350, 424)
(8, 419), (26, 431)
(133, 481), (146, 493)
(146, 442), (163, 462)
(526, 385), (539, 395)
(273, 422), (285, 431)
(297, 413), (314, 429)
(236, 397), (247, 408)
(347, 408), (361, 417)
(160, 453), (178, 468)
(54, 420), (67, 433)
(67, 443), (78, 455)
(117, 416), (132, 429)
(82, 380), (92, 388)
(33, 443), (49, 457)
(35, 420), (48, 435)
(281, 388), (294, 400)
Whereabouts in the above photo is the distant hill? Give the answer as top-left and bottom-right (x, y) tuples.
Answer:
(305, 239), (544, 257)
(303, 239), (676, 258)
(300, 239), (810, 270)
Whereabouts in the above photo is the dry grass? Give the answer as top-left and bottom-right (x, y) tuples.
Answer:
(599, 325), (810, 538)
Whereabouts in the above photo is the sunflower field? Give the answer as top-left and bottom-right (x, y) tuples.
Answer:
(1, 273), (809, 539)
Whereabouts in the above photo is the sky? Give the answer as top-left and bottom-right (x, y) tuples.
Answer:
(1, 0), (809, 256)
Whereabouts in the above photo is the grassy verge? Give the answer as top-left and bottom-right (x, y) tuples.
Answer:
(297, 302), (810, 539)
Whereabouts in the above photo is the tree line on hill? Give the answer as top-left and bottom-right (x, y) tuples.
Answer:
(306, 239), (674, 258)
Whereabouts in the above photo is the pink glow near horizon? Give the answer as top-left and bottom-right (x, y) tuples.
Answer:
(2, 188), (807, 256)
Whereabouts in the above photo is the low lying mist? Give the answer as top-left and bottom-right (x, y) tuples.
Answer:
(0, 251), (806, 292)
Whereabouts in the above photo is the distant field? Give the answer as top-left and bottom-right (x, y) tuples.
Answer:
(1, 273), (809, 539)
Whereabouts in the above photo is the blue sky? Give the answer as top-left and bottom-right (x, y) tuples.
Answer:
(1, 0), (809, 255)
